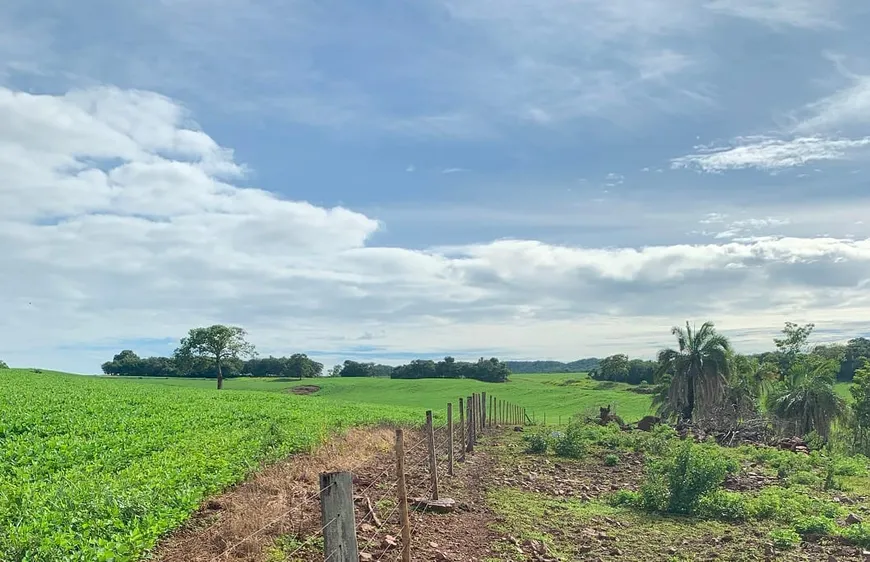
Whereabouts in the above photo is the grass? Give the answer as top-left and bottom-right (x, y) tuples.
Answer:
(487, 488), (770, 562)
(123, 372), (654, 423)
(0, 369), (419, 562)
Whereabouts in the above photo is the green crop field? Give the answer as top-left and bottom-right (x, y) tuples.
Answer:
(0, 369), (420, 562)
(126, 372), (655, 423)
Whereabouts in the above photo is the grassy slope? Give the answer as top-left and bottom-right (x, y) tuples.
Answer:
(0, 369), (420, 562)
(128, 373), (655, 423)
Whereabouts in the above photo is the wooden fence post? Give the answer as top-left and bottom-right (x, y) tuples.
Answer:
(481, 392), (487, 430)
(459, 397), (466, 461)
(447, 403), (454, 476)
(426, 411), (439, 500)
(320, 472), (359, 562)
(395, 430), (411, 562)
(466, 396), (474, 453)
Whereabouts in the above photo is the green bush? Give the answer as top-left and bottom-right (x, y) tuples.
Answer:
(832, 454), (869, 477)
(608, 490), (641, 507)
(552, 423), (588, 459)
(604, 454), (619, 466)
(0, 360), (8, 369)
(786, 470), (821, 488)
(640, 441), (737, 515)
(840, 523), (870, 548)
(696, 490), (750, 522)
(747, 486), (843, 521)
(793, 516), (837, 537)
(523, 432), (549, 454)
(769, 528), (801, 550)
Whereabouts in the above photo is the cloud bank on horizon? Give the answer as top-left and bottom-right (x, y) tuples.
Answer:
(1, 0), (870, 373)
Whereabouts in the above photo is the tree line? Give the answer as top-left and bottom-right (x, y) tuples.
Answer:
(101, 325), (512, 388)
(592, 329), (870, 386)
(505, 358), (600, 374)
(293, 356), (510, 382)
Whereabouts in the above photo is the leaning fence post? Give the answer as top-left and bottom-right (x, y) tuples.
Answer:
(395, 430), (411, 562)
(320, 472), (359, 562)
(459, 397), (466, 461)
(426, 410), (439, 500)
(447, 403), (454, 476)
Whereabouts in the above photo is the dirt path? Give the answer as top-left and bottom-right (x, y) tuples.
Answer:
(153, 427), (505, 562)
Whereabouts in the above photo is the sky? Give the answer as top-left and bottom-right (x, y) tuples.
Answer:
(2, 0), (870, 374)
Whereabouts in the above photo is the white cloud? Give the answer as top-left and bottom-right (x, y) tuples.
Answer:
(441, 168), (467, 174)
(671, 136), (870, 172)
(4, 86), (870, 372)
(794, 75), (870, 134)
(704, 0), (839, 29)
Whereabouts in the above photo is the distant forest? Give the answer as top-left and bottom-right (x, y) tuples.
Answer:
(505, 358), (601, 373)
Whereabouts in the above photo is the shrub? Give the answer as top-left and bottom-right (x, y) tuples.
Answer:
(747, 486), (843, 521)
(604, 454), (619, 466)
(644, 423), (679, 456)
(793, 516), (837, 537)
(608, 490), (641, 507)
(769, 528), (801, 550)
(832, 454), (869, 477)
(840, 523), (870, 548)
(552, 422), (588, 459)
(523, 432), (549, 454)
(641, 441), (737, 515)
(696, 490), (750, 522)
(786, 470), (821, 488)
(0, 360), (8, 369)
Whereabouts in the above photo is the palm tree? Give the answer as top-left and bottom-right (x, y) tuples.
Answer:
(655, 321), (732, 422)
(767, 356), (846, 440)
(726, 354), (779, 417)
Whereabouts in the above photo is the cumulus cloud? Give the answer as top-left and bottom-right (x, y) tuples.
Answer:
(3, 86), (870, 372)
(671, 136), (870, 172)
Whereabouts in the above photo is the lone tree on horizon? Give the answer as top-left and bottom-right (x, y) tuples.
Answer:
(175, 325), (256, 390)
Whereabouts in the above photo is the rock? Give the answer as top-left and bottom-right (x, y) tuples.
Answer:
(359, 553), (373, 561)
(577, 545), (595, 554)
(428, 541), (439, 549)
(668, 547), (678, 555)
(610, 548), (623, 556)
(636, 415), (662, 432)
(360, 523), (377, 534)
(828, 556), (838, 562)
(847, 513), (863, 525)
(382, 535), (398, 549)
(434, 551), (451, 561)
(410, 497), (457, 513)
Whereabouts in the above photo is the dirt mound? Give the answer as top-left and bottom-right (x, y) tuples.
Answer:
(290, 385), (321, 395)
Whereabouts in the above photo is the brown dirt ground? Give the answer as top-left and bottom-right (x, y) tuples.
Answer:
(289, 385), (321, 395)
(153, 426), (505, 562)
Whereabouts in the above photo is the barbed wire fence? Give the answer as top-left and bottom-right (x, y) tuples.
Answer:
(209, 392), (529, 562)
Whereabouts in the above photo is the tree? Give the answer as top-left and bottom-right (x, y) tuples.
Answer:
(329, 364), (342, 377)
(285, 353), (323, 379)
(774, 322), (815, 372)
(767, 355), (845, 440)
(0, 359), (8, 369)
(840, 338), (870, 382)
(596, 354), (630, 381)
(339, 360), (376, 378)
(101, 350), (143, 376)
(725, 353), (778, 419)
(174, 325), (256, 389)
(850, 364), (870, 452)
(655, 321), (732, 422)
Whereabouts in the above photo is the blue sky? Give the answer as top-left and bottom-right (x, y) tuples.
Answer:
(1, 0), (870, 373)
